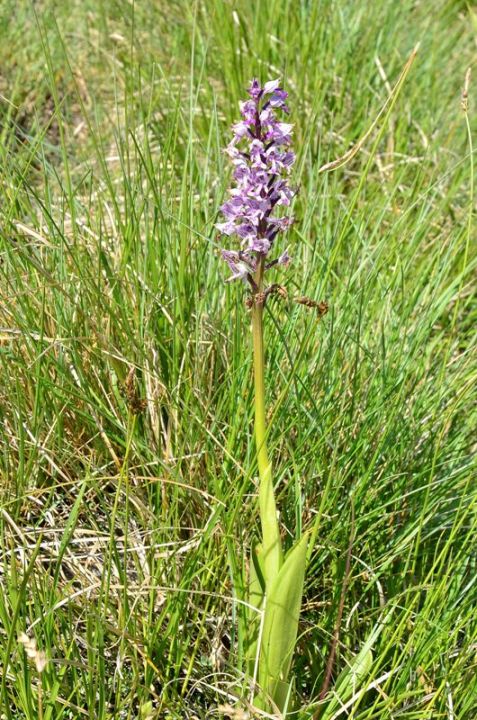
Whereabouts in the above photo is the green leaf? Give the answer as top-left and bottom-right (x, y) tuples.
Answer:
(259, 463), (283, 585)
(258, 533), (308, 713)
(245, 543), (265, 676)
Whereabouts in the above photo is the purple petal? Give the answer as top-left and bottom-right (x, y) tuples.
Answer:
(240, 99), (257, 122)
(268, 216), (294, 230)
(277, 122), (293, 135)
(232, 121), (251, 139)
(236, 223), (256, 239)
(277, 247), (291, 267)
(221, 250), (253, 282)
(248, 237), (271, 254)
(248, 79), (262, 100)
(216, 220), (237, 236)
(281, 151), (295, 167)
(263, 79), (281, 95)
(269, 89), (289, 108)
(221, 199), (242, 218)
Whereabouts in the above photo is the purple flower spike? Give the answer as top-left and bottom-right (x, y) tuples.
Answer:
(217, 78), (297, 283)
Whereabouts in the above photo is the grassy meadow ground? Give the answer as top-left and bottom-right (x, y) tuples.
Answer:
(0, 1), (476, 718)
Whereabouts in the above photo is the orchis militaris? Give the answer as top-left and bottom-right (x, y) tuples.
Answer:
(218, 77), (295, 284)
(217, 79), (308, 717)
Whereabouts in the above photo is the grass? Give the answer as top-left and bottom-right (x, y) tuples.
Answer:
(0, 0), (476, 718)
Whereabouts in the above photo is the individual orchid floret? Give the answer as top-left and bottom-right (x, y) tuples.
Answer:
(217, 78), (297, 285)
(221, 250), (257, 283)
(277, 247), (291, 266)
(248, 78), (262, 100)
(262, 79), (281, 95)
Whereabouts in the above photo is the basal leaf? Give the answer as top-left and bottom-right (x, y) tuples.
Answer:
(258, 533), (308, 713)
(245, 543), (265, 676)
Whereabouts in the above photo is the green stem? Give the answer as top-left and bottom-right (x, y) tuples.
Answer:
(251, 258), (283, 584)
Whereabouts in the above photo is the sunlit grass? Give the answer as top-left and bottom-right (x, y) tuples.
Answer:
(0, 1), (476, 718)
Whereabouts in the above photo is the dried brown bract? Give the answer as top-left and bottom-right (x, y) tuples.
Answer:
(295, 297), (329, 318)
(264, 283), (288, 301)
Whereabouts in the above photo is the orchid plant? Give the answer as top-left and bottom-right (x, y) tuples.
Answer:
(217, 78), (309, 716)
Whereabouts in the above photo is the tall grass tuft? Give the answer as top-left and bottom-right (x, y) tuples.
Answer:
(0, 1), (476, 718)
